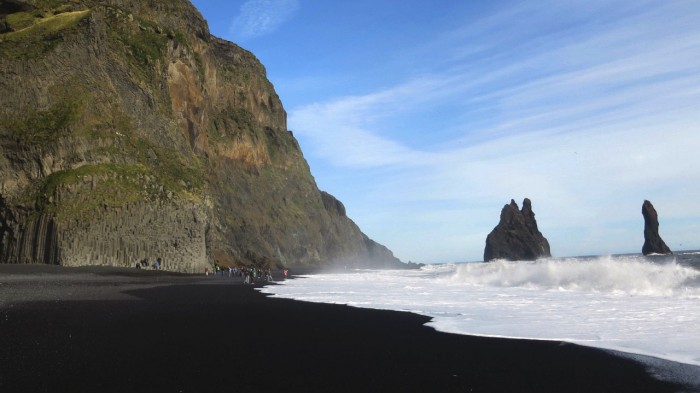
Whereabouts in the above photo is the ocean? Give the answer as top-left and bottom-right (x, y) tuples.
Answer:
(259, 252), (700, 385)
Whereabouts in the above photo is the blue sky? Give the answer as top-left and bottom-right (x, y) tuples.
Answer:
(190, 0), (700, 263)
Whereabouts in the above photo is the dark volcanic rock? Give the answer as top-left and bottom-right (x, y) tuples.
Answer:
(642, 200), (672, 255)
(484, 198), (551, 262)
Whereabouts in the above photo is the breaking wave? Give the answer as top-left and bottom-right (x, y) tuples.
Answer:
(449, 256), (700, 297)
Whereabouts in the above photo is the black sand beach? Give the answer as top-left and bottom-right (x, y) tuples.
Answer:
(0, 266), (687, 392)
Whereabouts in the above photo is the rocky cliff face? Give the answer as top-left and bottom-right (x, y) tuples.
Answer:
(641, 200), (672, 256)
(484, 198), (551, 262)
(0, 0), (401, 271)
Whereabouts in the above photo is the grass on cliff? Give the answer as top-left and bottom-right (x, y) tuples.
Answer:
(0, 10), (90, 58)
(123, 29), (168, 69)
(34, 161), (204, 221)
(20, 134), (206, 220)
(39, 164), (148, 199)
(104, 7), (169, 76)
(13, 95), (207, 212)
(80, 134), (206, 204)
(36, 164), (151, 219)
(2, 98), (82, 145)
(5, 12), (35, 31)
(125, 136), (205, 199)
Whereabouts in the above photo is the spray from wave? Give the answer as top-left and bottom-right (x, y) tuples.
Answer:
(448, 256), (700, 297)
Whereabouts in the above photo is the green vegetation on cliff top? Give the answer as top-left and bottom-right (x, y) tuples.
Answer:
(0, 10), (90, 58)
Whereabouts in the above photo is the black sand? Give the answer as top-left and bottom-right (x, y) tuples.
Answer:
(0, 266), (688, 392)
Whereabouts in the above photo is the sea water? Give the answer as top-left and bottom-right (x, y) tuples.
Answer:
(259, 252), (700, 382)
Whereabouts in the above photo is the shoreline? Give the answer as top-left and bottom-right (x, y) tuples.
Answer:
(0, 265), (692, 392)
(263, 274), (700, 390)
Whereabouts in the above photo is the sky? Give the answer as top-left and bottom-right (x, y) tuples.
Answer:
(190, 0), (700, 263)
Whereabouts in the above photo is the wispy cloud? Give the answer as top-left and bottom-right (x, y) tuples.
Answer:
(289, 1), (700, 262)
(230, 0), (299, 40)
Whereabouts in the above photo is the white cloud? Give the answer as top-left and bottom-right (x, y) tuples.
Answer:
(290, 81), (447, 169)
(288, 1), (700, 262)
(230, 0), (299, 39)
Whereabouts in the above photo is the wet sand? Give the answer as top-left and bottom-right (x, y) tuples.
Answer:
(0, 266), (686, 392)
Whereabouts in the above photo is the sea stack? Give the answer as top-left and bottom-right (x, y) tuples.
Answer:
(484, 198), (551, 262)
(641, 200), (672, 255)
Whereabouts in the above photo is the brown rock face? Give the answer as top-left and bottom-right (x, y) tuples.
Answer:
(484, 198), (551, 262)
(0, 0), (402, 271)
(642, 200), (672, 256)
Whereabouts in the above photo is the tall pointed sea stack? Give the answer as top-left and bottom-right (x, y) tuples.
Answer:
(641, 200), (672, 255)
(484, 198), (551, 261)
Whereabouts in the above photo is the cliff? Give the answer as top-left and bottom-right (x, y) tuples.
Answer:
(484, 198), (551, 262)
(0, 0), (402, 271)
(641, 200), (672, 256)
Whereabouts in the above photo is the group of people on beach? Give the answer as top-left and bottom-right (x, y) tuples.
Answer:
(134, 257), (162, 270)
(132, 258), (290, 283)
(205, 264), (288, 284)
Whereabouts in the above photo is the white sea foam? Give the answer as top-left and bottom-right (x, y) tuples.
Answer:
(447, 256), (700, 296)
(259, 255), (700, 370)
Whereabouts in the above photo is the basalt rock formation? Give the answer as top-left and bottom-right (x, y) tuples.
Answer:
(0, 0), (402, 271)
(484, 198), (551, 262)
(641, 200), (672, 256)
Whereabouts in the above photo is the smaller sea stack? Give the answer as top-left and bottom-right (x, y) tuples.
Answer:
(642, 200), (672, 255)
(484, 198), (551, 262)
